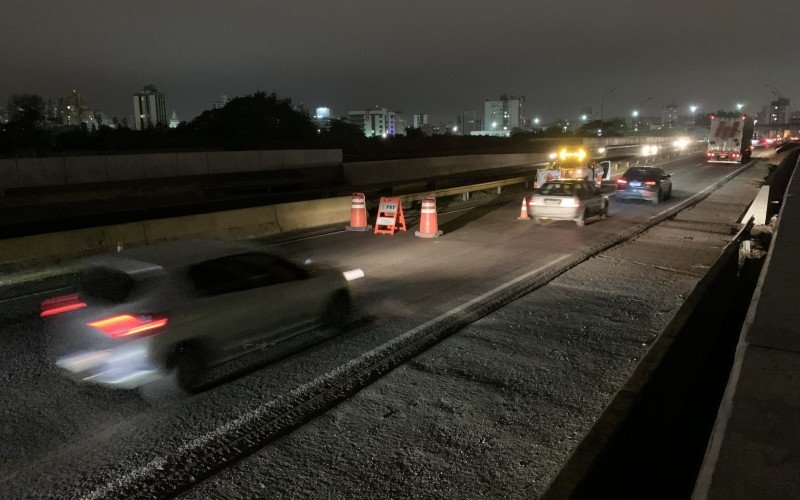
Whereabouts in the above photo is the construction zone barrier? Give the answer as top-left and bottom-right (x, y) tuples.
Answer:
(345, 192), (371, 231)
(415, 196), (443, 239)
(374, 196), (406, 235)
(517, 196), (531, 220)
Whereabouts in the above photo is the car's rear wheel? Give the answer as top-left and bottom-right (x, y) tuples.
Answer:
(326, 290), (352, 329)
(575, 209), (586, 227)
(652, 188), (661, 205)
(172, 343), (210, 393)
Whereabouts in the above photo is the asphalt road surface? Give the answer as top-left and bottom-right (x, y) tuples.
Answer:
(0, 154), (767, 497)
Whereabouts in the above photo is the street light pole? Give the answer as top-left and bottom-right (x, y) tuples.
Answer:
(599, 87), (616, 136)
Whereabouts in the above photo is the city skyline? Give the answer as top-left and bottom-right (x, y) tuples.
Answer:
(1, 0), (797, 123)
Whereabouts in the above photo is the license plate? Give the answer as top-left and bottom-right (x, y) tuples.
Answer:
(719, 155), (728, 159)
(629, 181), (641, 187)
(544, 199), (560, 206)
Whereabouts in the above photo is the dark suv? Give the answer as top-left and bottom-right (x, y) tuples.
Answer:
(616, 166), (672, 204)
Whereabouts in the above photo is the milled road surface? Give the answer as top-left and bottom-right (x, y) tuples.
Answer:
(0, 154), (767, 497)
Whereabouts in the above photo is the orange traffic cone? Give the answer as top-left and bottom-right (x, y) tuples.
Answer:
(517, 196), (530, 220)
(415, 196), (443, 238)
(346, 193), (371, 231)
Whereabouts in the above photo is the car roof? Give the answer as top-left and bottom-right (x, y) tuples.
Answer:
(78, 240), (265, 273)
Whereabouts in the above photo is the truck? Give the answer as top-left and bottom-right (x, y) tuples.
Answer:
(706, 114), (754, 164)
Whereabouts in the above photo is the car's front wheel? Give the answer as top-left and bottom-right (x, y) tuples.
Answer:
(326, 290), (352, 329)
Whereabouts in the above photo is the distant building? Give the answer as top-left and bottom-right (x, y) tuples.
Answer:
(663, 103), (678, 129)
(789, 110), (800, 126)
(347, 108), (397, 137)
(58, 89), (98, 128)
(133, 85), (168, 130)
(769, 98), (790, 125)
(313, 106), (333, 130)
(484, 94), (525, 131)
(212, 95), (229, 110)
(394, 112), (408, 136)
(169, 110), (180, 128)
(457, 111), (478, 135)
(412, 113), (428, 129)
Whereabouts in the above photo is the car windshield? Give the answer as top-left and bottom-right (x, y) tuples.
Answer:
(541, 182), (576, 195)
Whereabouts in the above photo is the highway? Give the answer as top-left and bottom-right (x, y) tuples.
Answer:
(0, 153), (768, 497)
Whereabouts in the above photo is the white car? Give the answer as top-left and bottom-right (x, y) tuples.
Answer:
(43, 241), (359, 392)
(530, 179), (609, 226)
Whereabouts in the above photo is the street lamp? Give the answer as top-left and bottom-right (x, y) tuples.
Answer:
(581, 114), (588, 121)
(632, 110), (639, 117)
(599, 87), (616, 136)
(736, 103), (744, 111)
(690, 105), (698, 114)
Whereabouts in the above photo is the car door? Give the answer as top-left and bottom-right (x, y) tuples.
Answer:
(581, 180), (600, 213)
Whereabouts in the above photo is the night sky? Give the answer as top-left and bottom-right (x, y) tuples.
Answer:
(1, 0), (797, 124)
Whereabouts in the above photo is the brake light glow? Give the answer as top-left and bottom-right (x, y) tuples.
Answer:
(616, 179), (627, 184)
(40, 293), (87, 318)
(645, 181), (657, 186)
(87, 314), (168, 339)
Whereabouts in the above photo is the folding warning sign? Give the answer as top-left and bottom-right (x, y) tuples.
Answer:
(374, 197), (406, 235)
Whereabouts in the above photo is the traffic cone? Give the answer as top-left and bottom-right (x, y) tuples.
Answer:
(415, 196), (443, 238)
(517, 196), (531, 220)
(346, 193), (371, 231)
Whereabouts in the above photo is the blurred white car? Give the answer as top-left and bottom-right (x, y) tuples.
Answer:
(43, 242), (359, 392)
(530, 179), (609, 226)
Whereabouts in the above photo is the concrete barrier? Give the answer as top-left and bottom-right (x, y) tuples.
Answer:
(0, 159), (18, 191)
(0, 195), (352, 268)
(64, 156), (108, 185)
(6, 149), (342, 189)
(344, 152), (551, 186)
(16, 157), (65, 187)
(107, 155), (145, 181)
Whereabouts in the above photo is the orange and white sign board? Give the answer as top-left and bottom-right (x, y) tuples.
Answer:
(374, 197), (407, 235)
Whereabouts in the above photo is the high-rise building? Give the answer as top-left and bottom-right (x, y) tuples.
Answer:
(484, 94), (525, 131)
(133, 85), (168, 130)
(212, 95), (229, 110)
(412, 113), (428, 129)
(458, 111), (478, 135)
(394, 112), (408, 135)
(347, 108), (397, 137)
(313, 106), (333, 130)
(789, 110), (800, 126)
(768, 98), (790, 125)
(663, 103), (678, 128)
(59, 89), (97, 128)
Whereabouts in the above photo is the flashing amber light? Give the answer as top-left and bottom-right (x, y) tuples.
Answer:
(87, 314), (168, 339)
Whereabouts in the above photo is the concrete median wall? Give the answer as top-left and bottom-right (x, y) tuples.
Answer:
(0, 196), (352, 269)
(1, 149), (343, 191)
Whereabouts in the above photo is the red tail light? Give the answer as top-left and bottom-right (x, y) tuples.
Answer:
(616, 179), (627, 190)
(87, 314), (168, 339)
(40, 293), (87, 318)
(644, 181), (657, 186)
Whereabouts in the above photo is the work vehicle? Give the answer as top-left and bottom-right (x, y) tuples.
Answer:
(706, 114), (753, 163)
(42, 241), (361, 393)
(530, 178), (609, 226)
(615, 166), (672, 204)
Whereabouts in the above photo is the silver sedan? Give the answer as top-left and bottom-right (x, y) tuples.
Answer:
(44, 241), (361, 393)
(530, 179), (609, 226)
